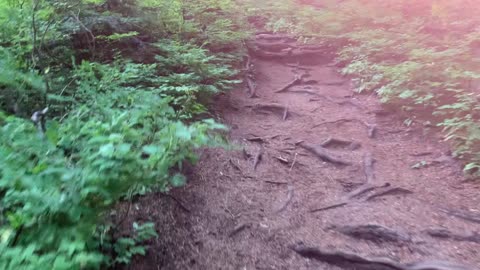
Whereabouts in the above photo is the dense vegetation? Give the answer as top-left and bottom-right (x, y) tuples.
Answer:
(1, 0), (480, 269)
(253, 0), (480, 175)
(0, 0), (248, 268)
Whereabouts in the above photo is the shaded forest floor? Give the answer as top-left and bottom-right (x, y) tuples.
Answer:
(124, 35), (480, 270)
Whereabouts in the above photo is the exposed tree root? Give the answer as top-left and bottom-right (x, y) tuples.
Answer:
(410, 151), (434, 157)
(310, 153), (405, 212)
(291, 244), (404, 270)
(303, 79), (319, 85)
(310, 183), (401, 213)
(331, 224), (411, 243)
(264, 180), (289, 185)
(363, 153), (375, 182)
(291, 48), (325, 58)
(275, 156), (289, 164)
(283, 107), (289, 121)
(347, 184), (377, 200)
(248, 45), (326, 60)
(255, 41), (294, 52)
(310, 201), (349, 213)
(244, 54), (252, 71)
(255, 33), (296, 42)
(313, 118), (356, 128)
(248, 48), (290, 59)
(313, 118), (377, 138)
(367, 124), (377, 138)
(440, 208), (480, 224)
(242, 148), (251, 160)
(250, 103), (286, 112)
(309, 95), (339, 103)
(249, 103), (293, 120)
(290, 244), (470, 270)
(249, 33), (330, 61)
(365, 187), (413, 201)
(320, 80), (348, 86)
(253, 146), (264, 171)
(338, 99), (365, 109)
(243, 55), (258, 98)
(284, 63), (312, 71)
(321, 137), (361, 151)
(299, 142), (352, 166)
(229, 222), (250, 237)
(276, 184), (294, 213)
(274, 73), (319, 94)
(425, 228), (480, 244)
(275, 74), (304, 93)
(229, 159), (242, 171)
(289, 88), (320, 96)
(309, 95), (364, 109)
(347, 183), (391, 200)
(163, 193), (191, 213)
(311, 155), (376, 211)
(246, 76), (258, 98)
(246, 136), (265, 143)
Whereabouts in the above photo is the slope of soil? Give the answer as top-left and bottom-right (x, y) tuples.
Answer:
(125, 36), (480, 270)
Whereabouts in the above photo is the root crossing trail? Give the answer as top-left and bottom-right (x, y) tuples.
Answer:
(128, 35), (480, 270)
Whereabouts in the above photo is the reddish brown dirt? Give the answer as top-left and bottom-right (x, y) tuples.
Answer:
(124, 55), (480, 269)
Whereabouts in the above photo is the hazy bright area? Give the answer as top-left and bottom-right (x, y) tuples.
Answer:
(0, 0), (479, 269)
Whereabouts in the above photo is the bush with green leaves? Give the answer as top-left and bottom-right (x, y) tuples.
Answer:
(0, 0), (247, 268)
(0, 79), (227, 269)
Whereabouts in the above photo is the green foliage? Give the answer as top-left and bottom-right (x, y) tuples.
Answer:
(0, 89), (226, 268)
(135, 0), (250, 50)
(109, 222), (158, 265)
(0, 0), (246, 268)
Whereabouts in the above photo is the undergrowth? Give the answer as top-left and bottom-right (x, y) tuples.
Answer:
(0, 0), (248, 268)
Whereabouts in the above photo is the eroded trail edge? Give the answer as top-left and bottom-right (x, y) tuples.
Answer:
(131, 33), (480, 270)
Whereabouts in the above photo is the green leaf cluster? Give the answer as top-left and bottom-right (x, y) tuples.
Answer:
(0, 0), (247, 268)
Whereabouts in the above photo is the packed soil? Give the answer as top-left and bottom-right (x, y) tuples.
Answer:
(123, 35), (480, 270)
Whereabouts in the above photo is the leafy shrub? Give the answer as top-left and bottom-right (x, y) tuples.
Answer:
(0, 0), (246, 268)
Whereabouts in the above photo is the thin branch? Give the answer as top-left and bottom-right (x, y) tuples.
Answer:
(31, 0), (40, 66)
(70, 10), (96, 54)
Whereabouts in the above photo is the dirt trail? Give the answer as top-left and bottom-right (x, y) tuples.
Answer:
(128, 36), (480, 270)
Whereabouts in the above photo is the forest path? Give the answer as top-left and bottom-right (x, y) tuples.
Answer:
(128, 35), (480, 270)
